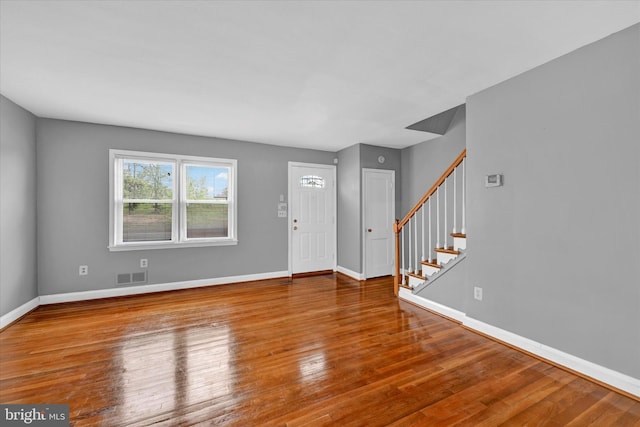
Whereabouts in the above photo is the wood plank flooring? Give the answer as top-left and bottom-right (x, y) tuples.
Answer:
(1, 274), (638, 426)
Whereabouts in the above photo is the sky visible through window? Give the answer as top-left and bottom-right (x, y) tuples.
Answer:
(122, 161), (228, 200)
(123, 161), (173, 200)
(186, 165), (228, 200)
(113, 151), (237, 248)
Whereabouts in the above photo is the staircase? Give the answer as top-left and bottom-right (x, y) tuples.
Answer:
(393, 149), (467, 295)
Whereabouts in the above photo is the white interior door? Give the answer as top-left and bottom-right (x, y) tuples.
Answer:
(289, 163), (336, 275)
(363, 168), (395, 279)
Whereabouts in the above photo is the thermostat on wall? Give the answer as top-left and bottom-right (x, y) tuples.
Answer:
(485, 174), (503, 187)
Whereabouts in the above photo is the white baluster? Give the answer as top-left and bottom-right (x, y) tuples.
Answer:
(436, 187), (440, 250)
(421, 206), (425, 262)
(453, 167), (457, 234)
(462, 160), (466, 235)
(414, 216), (418, 273)
(428, 198), (432, 262)
(444, 176), (448, 249)
(408, 220), (412, 275)
(401, 227), (406, 284)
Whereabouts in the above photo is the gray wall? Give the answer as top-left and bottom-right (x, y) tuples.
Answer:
(417, 257), (467, 311)
(0, 95), (38, 316)
(36, 119), (334, 295)
(466, 24), (640, 378)
(400, 106), (466, 215)
(337, 144), (361, 273)
(337, 143), (401, 275)
(399, 106), (467, 311)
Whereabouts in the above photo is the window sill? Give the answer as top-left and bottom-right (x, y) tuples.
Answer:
(108, 239), (238, 252)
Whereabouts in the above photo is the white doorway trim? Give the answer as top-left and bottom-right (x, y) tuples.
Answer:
(362, 168), (395, 279)
(288, 162), (337, 276)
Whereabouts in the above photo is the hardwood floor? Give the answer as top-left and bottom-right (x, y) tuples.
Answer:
(1, 274), (638, 426)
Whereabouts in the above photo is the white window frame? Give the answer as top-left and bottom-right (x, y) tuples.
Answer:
(109, 149), (237, 251)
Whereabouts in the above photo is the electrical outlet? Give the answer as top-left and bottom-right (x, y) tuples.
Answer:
(79, 265), (88, 276)
(140, 258), (148, 268)
(474, 286), (483, 301)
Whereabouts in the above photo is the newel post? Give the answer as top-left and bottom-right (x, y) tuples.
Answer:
(393, 219), (400, 296)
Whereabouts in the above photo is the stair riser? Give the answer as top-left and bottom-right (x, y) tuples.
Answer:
(422, 265), (440, 277)
(436, 251), (458, 265)
(408, 275), (425, 288)
(453, 236), (466, 251)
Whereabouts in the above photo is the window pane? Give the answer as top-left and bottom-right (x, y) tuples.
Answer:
(123, 203), (172, 242)
(123, 161), (173, 200)
(186, 165), (229, 201)
(300, 175), (325, 188)
(186, 204), (228, 238)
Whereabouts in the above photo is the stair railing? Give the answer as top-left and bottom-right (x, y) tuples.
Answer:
(393, 149), (467, 295)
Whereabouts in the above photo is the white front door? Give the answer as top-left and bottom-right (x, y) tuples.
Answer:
(363, 168), (395, 279)
(289, 163), (336, 275)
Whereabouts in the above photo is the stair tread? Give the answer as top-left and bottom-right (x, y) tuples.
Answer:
(399, 284), (413, 290)
(407, 271), (425, 279)
(420, 260), (441, 268)
(451, 233), (466, 238)
(435, 247), (460, 255)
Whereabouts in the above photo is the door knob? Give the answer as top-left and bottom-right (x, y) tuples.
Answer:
(293, 226), (298, 230)
(368, 228), (372, 232)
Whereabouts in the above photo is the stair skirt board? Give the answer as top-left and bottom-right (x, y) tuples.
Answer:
(403, 252), (466, 292)
(398, 288), (640, 400)
(412, 252), (466, 294)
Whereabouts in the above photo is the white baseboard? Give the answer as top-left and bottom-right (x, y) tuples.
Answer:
(336, 266), (364, 281)
(398, 288), (466, 323)
(463, 316), (640, 398)
(0, 297), (40, 329)
(398, 289), (640, 398)
(39, 271), (288, 305)
(7, 275), (639, 398)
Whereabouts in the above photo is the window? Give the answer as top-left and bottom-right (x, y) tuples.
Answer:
(299, 175), (325, 188)
(109, 150), (237, 250)
(183, 163), (230, 239)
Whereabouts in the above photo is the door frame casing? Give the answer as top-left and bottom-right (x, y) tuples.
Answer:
(288, 162), (337, 276)
(362, 168), (395, 279)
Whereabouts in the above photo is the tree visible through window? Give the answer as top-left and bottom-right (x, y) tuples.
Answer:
(185, 164), (229, 238)
(122, 160), (174, 242)
(109, 150), (237, 250)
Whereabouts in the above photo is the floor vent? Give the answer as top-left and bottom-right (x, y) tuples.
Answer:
(117, 271), (148, 286)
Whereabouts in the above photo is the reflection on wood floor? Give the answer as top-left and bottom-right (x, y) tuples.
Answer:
(1, 274), (638, 426)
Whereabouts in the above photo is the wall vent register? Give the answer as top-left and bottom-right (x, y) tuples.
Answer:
(117, 271), (147, 286)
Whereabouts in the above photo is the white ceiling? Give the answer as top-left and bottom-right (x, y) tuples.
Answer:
(1, 1), (638, 152)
